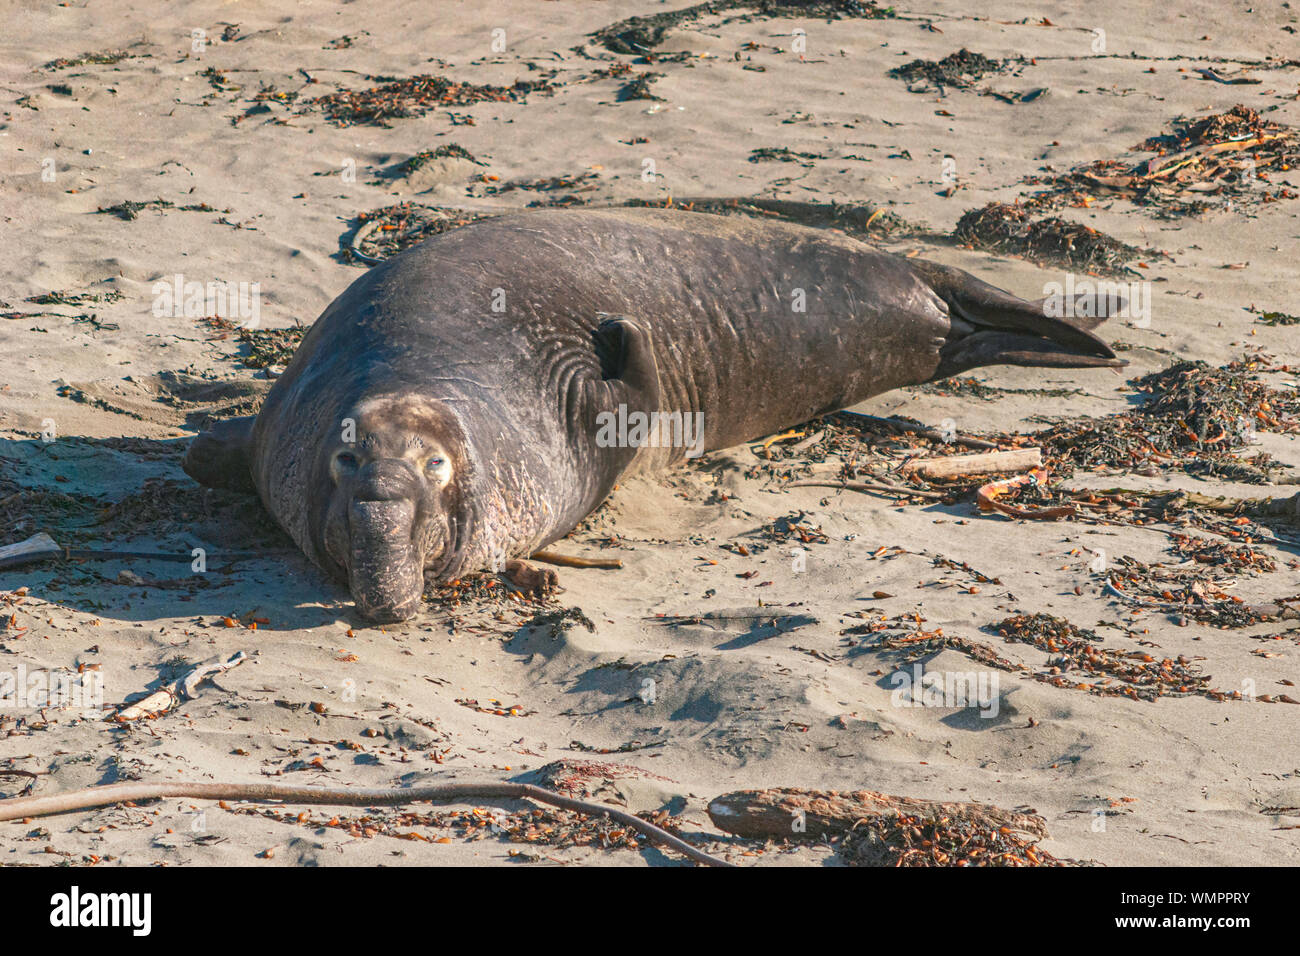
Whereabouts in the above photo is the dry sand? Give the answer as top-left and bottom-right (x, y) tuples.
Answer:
(1, 0), (1298, 866)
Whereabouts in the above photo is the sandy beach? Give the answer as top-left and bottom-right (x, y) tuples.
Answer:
(1, 0), (1298, 867)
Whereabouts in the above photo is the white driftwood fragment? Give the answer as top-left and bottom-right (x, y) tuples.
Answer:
(0, 533), (61, 570)
(900, 447), (1042, 480)
(112, 651), (249, 721)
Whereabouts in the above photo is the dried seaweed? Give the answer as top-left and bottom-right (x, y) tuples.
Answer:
(1024, 105), (1300, 217)
(26, 290), (124, 306)
(392, 144), (485, 174)
(910, 377), (1086, 401)
(622, 195), (913, 238)
(44, 50), (143, 70)
(1038, 358), (1300, 481)
(838, 813), (1072, 866)
(345, 203), (497, 263)
(994, 613), (1222, 701)
(889, 49), (1009, 90)
(748, 146), (827, 165)
(485, 171), (599, 195)
(304, 75), (554, 127)
(591, 0), (896, 55)
(954, 201), (1150, 275)
(94, 199), (223, 221)
(617, 72), (664, 101)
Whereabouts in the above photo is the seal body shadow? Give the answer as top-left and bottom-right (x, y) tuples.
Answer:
(184, 207), (1123, 621)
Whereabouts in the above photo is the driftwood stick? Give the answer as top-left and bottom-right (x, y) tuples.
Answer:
(786, 480), (948, 501)
(1180, 490), (1300, 519)
(707, 787), (1048, 842)
(901, 448), (1042, 480)
(530, 549), (623, 569)
(0, 780), (731, 866)
(112, 651), (249, 722)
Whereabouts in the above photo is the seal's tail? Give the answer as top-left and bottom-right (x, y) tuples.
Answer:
(910, 259), (1127, 381)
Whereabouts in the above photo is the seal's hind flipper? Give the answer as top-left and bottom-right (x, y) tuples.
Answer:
(183, 416), (256, 493)
(909, 259), (1126, 380)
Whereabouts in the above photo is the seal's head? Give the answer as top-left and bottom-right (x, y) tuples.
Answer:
(317, 395), (473, 623)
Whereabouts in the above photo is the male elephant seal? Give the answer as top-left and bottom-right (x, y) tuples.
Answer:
(184, 207), (1122, 622)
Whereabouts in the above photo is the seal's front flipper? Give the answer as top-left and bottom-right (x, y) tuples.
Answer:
(910, 259), (1126, 380)
(571, 315), (667, 478)
(576, 315), (662, 426)
(183, 416), (257, 493)
(503, 558), (559, 598)
(591, 316), (661, 404)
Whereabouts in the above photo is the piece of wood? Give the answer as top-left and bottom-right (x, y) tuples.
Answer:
(0, 779), (730, 866)
(1143, 133), (1284, 177)
(0, 532), (286, 570)
(0, 533), (61, 570)
(707, 787), (1048, 841)
(112, 651), (249, 721)
(530, 549), (623, 569)
(786, 479), (948, 500)
(901, 447), (1042, 479)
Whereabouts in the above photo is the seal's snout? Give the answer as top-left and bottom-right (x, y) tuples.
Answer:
(344, 459), (426, 623)
(347, 497), (424, 622)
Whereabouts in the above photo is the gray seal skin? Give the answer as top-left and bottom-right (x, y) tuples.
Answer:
(184, 207), (1123, 622)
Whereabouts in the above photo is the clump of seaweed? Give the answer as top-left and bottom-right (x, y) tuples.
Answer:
(239, 327), (305, 370)
(1140, 104), (1287, 153)
(622, 196), (913, 238)
(889, 48), (1009, 90)
(344, 203), (496, 263)
(954, 201), (1149, 274)
(26, 290), (124, 306)
(304, 75), (554, 127)
(994, 613), (1219, 701)
(485, 171), (599, 196)
(748, 146), (827, 165)
(1247, 306), (1300, 327)
(44, 50), (143, 70)
(911, 377), (1086, 402)
(838, 813), (1071, 867)
(617, 72), (664, 101)
(1037, 358), (1300, 481)
(393, 144), (485, 174)
(591, 0), (896, 55)
(201, 316), (306, 370)
(1103, 553), (1281, 629)
(94, 198), (224, 221)
(1024, 105), (1299, 217)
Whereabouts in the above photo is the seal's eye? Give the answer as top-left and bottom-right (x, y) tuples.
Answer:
(424, 454), (452, 486)
(330, 450), (360, 484)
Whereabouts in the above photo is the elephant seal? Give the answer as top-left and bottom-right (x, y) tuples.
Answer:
(184, 207), (1122, 622)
